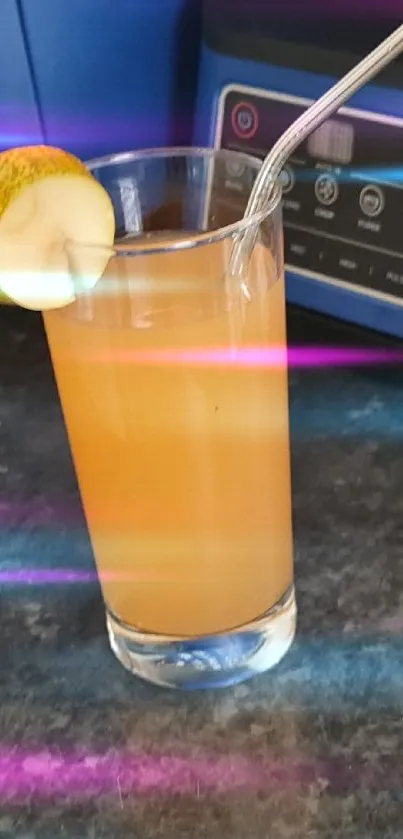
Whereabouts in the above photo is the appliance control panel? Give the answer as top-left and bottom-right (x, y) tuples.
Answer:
(215, 84), (403, 302)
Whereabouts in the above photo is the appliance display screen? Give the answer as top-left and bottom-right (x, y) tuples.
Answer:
(307, 120), (354, 166)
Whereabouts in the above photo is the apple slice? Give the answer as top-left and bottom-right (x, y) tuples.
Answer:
(0, 145), (115, 310)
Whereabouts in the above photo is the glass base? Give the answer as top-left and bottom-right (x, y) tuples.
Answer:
(106, 586), (296, 690)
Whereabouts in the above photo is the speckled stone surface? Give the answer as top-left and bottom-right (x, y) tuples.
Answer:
(2, 304), (403, 838)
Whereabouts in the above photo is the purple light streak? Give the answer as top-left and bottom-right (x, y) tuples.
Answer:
(0, 569), (96, 585)
(0, 500), (81, 528)
(289, 346), (403, 368)
(0, 569), (174, 585)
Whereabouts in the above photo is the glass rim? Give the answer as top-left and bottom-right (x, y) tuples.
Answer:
(77, 146), (282, 258)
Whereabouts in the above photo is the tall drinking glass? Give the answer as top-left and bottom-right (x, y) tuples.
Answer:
(43, 148), (295, 690)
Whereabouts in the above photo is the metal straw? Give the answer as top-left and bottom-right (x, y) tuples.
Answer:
(229, 23), (403, 276)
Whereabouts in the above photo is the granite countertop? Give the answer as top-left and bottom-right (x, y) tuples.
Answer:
(2, 304), (403, 838)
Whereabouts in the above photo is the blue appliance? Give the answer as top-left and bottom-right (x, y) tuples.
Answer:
(0, 0), (42, 148)
(195, 1), (403, 339)
(0, 0), (201, 160)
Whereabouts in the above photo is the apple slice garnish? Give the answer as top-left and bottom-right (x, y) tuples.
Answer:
(0, 145), (115, 310)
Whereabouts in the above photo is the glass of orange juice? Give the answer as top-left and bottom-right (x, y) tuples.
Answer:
(43, 148), (295, 689)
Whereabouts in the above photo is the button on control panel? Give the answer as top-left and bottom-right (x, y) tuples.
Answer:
(231, 101), (259, 140)
(280, 164), (295, 194)
(359, 184), (385, 218)
(314, 173), (339, 206)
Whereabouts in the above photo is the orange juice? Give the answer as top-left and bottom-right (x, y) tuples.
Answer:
(43, 237), (293, 637)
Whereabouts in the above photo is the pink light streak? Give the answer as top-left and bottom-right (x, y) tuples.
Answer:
(80, 345), (403, 369)
(0, 747), (374, 802)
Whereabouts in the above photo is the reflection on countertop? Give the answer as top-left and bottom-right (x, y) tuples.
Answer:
(1, 303), (403, 838)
